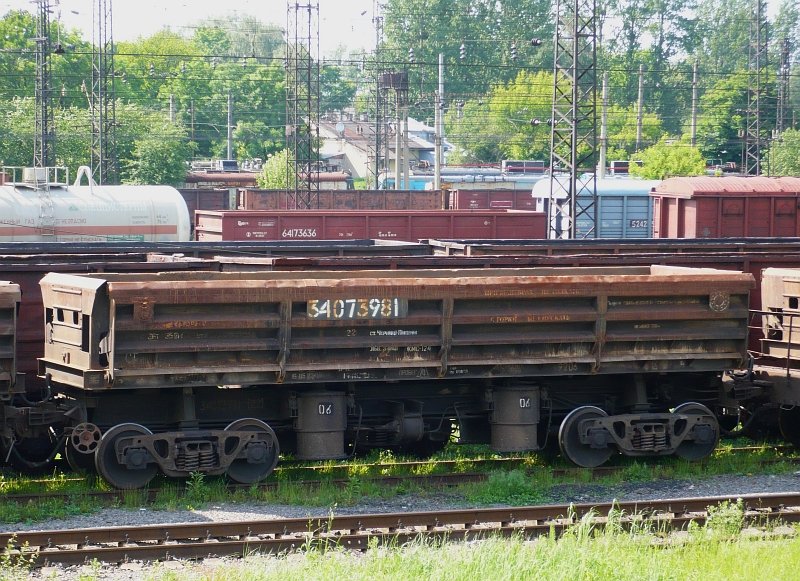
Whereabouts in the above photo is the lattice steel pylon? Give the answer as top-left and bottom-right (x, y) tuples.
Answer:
(744, 0), (768, 176)
(285, 2), (320, 209)
(548, 0), (598, 239)
(91, 0), (118, 184)
(367, 6), (389, 189)
(34, 0), (55, 168)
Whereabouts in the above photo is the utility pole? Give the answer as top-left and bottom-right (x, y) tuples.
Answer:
(636, 64), (644, 151)
(690, 61), (698, 147)
(599, 72), (607, 179)
(402, 100), (410, 190)
(394, 88), (401, 189)
(777, 38), (791, 134)
(227, 90), (233, 160)
(434, 53), (443, 191)
(385, 72), (408, 190)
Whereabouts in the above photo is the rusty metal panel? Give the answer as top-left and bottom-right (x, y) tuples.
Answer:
(2, 255), (220, 388)
(654, 176), (800, 196)
(427, 238), (800, 256)
(194, 210), (547, 242)
(238, 189), (442, 211)
(0, 281), (20, 392)
(177, 189), (230, 215)
(38, 267), (753, 392)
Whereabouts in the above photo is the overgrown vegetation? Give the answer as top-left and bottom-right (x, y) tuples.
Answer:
(0, 537), (37, 581)
(77, 510), (800, 581)
(0, 439), (796, 524)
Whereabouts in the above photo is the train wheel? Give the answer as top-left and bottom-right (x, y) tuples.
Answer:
(224, 418), (280, 484)
(673, 402), (719, 461)
(558, 406), (613, 468)
(779, 407), (800, 447)
(95, 423), (158, 490)
(65, 423), (101, 473)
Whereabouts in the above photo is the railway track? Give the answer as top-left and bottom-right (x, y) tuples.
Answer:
(3, 446), (796, 507)
(3, 492), (799, 566)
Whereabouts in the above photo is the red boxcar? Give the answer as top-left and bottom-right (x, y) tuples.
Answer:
(449, 189), (539, 210)
(652, 176), (800, 238)
(238, 189), (443, 211)
(195, 210), (546, 242)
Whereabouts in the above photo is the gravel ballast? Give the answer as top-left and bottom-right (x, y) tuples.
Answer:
(5, 472), (800, 580)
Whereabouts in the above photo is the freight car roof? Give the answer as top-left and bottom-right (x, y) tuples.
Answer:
(653, 176), (800, 197)
(40, 265), (756, 288)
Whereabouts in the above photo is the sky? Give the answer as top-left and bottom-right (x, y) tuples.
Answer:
(0, 0), (378, 56)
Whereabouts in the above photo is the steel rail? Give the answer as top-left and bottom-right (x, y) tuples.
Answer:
(3, 492), (800, 566)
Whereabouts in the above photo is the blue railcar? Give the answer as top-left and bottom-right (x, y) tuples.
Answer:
(531, 176), (659, 238)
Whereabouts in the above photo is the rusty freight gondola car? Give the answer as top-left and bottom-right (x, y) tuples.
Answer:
(35, 266), (753, 489)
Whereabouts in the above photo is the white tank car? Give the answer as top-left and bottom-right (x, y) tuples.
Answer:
(0, 166), (191, 243)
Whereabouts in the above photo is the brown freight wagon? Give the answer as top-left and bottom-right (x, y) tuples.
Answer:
(178, 188), (233, 216)
(38, 266), (752, 488)
(194, 210), (547, 242)
(651, 176), (800, 238)
(238, 189), (443, 211)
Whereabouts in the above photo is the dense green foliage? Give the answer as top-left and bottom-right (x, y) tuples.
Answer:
(257, 149), (297, 189)
(766, 129), (800, 176)
(630, 137), (706, 179)
(1, 1), (799, 182)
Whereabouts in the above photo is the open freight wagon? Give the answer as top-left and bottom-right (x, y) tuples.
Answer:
(38, 266), (753, 488)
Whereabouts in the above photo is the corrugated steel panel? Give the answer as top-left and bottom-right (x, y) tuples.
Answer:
(238, 189), (442, 211)
(654, 176), (800, 196)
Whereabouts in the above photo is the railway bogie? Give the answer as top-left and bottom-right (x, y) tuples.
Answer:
(24, 265), (753, 487)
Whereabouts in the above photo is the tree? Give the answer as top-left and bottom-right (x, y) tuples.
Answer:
(0, 97), (35, 166)
(692, 73), (748, 165)
(113, 102), (192, 185)
(692, 0), (752, 75)
(382, 0), (552, 104)
(629, 137), (706, 179)
(257, 149), (296, 189)
(605, 103), (665, 155)
(445, 70), (553, 163)
(320, 64), (357, 114)
(124, 122), (191, 186)
(766, 129), (800, 176)
(115, 32), (201, 104)
(194, 14), (283, 61)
